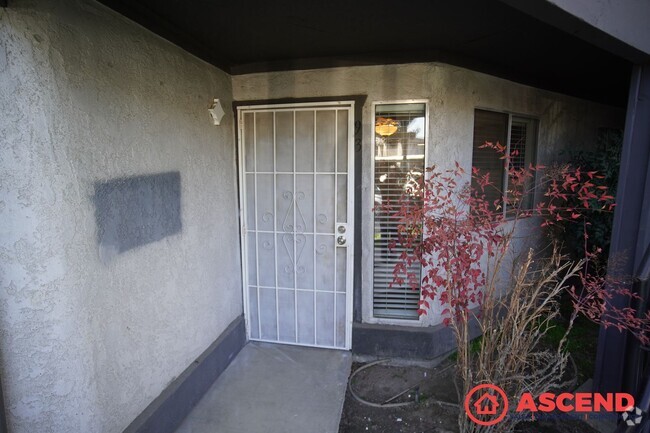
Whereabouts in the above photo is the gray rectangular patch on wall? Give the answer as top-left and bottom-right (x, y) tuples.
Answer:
(94, 172), (181, 260)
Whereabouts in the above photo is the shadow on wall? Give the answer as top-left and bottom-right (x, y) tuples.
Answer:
(93, 171), (182, 263)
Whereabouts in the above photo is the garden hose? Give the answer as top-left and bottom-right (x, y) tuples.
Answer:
(348, 359), (459, 409)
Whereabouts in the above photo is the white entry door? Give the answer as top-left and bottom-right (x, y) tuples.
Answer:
(238, 102), (355, 349)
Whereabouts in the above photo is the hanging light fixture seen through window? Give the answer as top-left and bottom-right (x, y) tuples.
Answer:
(375, 117), (399, 136)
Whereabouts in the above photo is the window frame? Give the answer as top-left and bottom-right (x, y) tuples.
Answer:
(472, 107), (540, 218)
(369, 99), (429, 324)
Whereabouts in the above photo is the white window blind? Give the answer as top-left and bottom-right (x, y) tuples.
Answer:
(373, 103), (426, 319)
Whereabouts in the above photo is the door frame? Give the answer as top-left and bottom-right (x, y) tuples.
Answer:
(236, 100), (356, 350)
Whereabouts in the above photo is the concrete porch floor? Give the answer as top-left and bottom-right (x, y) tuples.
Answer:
(174, 341), (352, 433)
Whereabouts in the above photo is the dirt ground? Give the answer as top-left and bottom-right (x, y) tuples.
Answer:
(338, 362), (602, 433)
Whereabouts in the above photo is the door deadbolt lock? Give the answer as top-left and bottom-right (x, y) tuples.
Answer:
(336, 223), (347, 246)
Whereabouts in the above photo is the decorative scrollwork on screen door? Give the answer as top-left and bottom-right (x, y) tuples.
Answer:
(280, 191), (308, 275)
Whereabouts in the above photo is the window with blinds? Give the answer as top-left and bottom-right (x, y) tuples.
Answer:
(471, 109), (538, 215)
(373, 103), (426, 319)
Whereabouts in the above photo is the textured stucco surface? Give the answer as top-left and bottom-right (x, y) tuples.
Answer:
(232, 64), (624, 326)
(0, 1), (242, 432)
(0, 0), (629, 428)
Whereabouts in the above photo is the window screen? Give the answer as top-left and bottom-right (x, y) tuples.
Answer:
(471, 110), (509, 211)
(471, 109), (538, 215)
(507, 118), (537, 211)
(373, 103), (426, 319)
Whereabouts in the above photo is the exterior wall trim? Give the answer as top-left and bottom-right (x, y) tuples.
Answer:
(352, 315), (482, 360)
(123, 315), (246, 433)
(0, 375), (6, 433)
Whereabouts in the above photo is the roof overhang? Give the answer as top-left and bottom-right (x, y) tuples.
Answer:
(98, 0), (636, 107)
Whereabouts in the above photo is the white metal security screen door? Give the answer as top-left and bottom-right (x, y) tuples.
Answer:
(238, 102), (354, 349)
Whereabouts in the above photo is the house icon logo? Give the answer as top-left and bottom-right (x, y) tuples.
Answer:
(474, 392), (499, 415)
(464, 384), (509, 426)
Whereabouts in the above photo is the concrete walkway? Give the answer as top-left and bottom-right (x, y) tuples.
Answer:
(174, 342), (352, 433)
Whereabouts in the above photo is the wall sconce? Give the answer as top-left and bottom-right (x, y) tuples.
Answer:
(208, 98), (225, 125)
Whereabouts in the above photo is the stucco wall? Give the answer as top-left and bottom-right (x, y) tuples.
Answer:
(0, 1), (242, 432)
(232, 63), (624, 326)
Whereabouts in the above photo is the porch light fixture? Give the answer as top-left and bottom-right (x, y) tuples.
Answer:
(208, 98), (225, 125)
(375, 117), (399, 136)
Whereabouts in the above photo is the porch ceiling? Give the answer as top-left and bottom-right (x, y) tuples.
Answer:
(98, 0), (632, 107)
